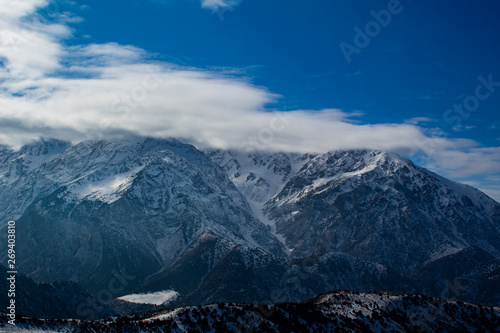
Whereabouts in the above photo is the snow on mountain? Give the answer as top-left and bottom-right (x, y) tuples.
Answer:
(204, 150), (307, 204)
(0, 138), (287, 305)
(1, 138), (499, 312)
(208, 148), (500, 305)
(205, 150), (312, 250)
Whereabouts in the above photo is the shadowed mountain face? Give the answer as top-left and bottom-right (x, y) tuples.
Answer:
(0, 265), (113, 320)
(0, 138), (499, 310)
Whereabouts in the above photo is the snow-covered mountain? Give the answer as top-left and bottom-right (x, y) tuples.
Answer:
(3, 290), (499, 332)
(207, 149), (500, 305)
(0, 138), (287, 305)
(0, 138), (499, 313)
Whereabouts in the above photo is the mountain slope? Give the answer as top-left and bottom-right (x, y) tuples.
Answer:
(0, 138), (287, 304)
(207, 149), (500, 304)
(0, 265), (112, 320)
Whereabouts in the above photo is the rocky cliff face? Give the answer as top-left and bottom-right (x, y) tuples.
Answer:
(0, 138), (287, 304)
(207, 149), (500, 304)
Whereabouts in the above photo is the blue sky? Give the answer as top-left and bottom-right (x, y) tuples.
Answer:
(0, 0), (499, 200)
(74, 0), (500, 133)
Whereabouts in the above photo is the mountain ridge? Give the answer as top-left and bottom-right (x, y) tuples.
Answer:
(0, 138), (287, 303)
(2, 290), (499, 332)
(0, 137), (499, 310)
(206, 147), (500, 304)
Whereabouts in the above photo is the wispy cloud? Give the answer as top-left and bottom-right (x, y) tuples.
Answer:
(201, 0), (242, 12)
(423, 146), (500, 178)
(404, 117), (435, 125)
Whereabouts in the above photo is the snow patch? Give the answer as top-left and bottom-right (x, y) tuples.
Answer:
(69, 165), (145, 203)
(117, 290), (179, 305)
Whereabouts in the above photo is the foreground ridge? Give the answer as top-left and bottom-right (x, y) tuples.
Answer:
(1, 290), (499, 332)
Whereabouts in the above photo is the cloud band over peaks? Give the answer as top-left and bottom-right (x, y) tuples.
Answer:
(1, 0), (500, 200)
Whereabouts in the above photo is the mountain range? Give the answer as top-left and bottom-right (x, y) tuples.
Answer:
(0, 137), (499, 319)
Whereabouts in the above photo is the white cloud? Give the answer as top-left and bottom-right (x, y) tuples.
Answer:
(147, 0), (243, 12)
(0, 59), (429, 154)
(404, 117), (435, 125)
(0, 0), (72, 79)
(201, 0), (242, 12)
(462, 176), (500, 203)
(0, 0), (47, 20)
(482, 189), (500, 203)
(0, 0), (499, 201)
(429, 147), (500, 178)
(0, 52), (433, 154)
